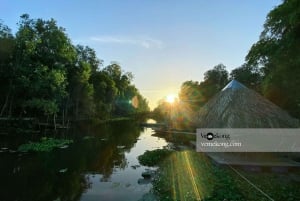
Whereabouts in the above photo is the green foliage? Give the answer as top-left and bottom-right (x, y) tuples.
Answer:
(179, 80), (204, 108)
(134, 93), (150, 113)
(0, 14), (149, 122)
(8, 14), (76, 118)
(68, 55), (95, 119)
(201, 63), (229, 100)
(245, 0), (300, 118)
(230, 64), (263, 92)
(138, 149), (173, 166)
(0, 21), (14, 61)
(24, 98), (58, 115)
(18, 137), (73, 152)
(152, 101), (169, 122)
(0, 21), (15, 117)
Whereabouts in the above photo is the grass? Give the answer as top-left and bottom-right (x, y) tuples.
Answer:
(145, 150), (300, 201)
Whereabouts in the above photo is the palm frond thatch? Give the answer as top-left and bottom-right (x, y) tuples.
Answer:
(197, 80), (299, 128)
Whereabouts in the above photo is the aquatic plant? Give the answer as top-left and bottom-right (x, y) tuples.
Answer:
(151, 151), (300, 201)
(138, 149), (173, 166)
(18, 137), (73, 152)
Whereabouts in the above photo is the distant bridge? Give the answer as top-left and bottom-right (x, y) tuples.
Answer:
(139, 122), (166, 128)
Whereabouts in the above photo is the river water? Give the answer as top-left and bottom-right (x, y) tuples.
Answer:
(0, 119), (168, 201)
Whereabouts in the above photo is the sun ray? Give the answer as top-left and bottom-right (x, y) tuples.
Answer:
(166, 94), (177, 103)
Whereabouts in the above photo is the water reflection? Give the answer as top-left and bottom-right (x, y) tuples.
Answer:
(0, 120), (167, 201)
(80, 120), (168, 201)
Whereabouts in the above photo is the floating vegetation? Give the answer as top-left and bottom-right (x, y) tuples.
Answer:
(82, 136), (95, 140)
(1, 147), (9, 151)
(59, 145), (69, 149)
(150, 150), (300, 201)
(138, 149), (174, 167)
(18, 138), (73, 152)
(111, 182), (121, 188)
(59, 168), (68, 173)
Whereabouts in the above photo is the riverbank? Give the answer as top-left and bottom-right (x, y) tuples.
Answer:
(145, 149), (300, 201)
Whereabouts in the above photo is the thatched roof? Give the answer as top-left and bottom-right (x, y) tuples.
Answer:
(197, 80), (299, 128)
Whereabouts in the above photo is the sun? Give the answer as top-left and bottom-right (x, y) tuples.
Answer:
(166, 94), (177, 103)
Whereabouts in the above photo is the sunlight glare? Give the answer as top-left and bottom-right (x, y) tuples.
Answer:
(166, 94), (176, 103)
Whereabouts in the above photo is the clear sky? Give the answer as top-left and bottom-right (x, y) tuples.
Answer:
(1, 0), (281, 109)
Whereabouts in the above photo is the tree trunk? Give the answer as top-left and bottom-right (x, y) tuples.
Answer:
(64, 95), (70, 122)
(62, 109), (65, 126)
(75, 97), (79, 120)
(1, 80), (14, 117)
(53, 114), (57, 131)
(0, 93), (9, 117)
(8, 94), (14, 117)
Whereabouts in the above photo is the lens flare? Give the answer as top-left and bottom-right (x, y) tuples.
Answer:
(166, 94), (176, 103)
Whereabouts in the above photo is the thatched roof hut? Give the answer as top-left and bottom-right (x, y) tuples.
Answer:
(197, 80), (299, 128)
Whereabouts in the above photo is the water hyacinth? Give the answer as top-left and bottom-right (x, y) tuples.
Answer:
(18, 138), (73, 152)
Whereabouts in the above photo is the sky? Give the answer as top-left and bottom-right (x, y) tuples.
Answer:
(1, 0), (281, 109)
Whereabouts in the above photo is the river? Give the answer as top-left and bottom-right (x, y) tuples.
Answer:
(0, 119), (168, 201)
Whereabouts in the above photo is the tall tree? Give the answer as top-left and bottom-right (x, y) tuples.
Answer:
(14, 14), (76, 119)
(102, 63), (135, 116)
(65, 45), (101, 120)
(200, 63), (229, 101)
(91, 70), (118, 119)
(179, 81), (204, 109)
(246, 0), (300, 117)
(230, 64), (263, 92)
(0, 21), (15, 117)
(0, 15), (150, 123)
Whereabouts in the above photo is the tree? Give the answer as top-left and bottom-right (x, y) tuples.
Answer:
(102, 63), (135, 116)
(246, 0), (300, 117)
(134, 93), (150, 114)
(68, 61), (95, 119)
(0, 15), (150, 123)
(230, 64), (263, 92)
(75, 45), (102, 73)
(13, 14), (76, 120)
(179, 81), (204, 109)
(0, 21), (15, 117)
(152, 100), (171, 122)
(91, 70), (118, 119)
(200, 64), (229, 102)
(65, 45), (101, 120)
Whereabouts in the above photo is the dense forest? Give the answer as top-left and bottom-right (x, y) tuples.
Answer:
(153, 0), (300, 128)
(0, 14), (150, 124)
